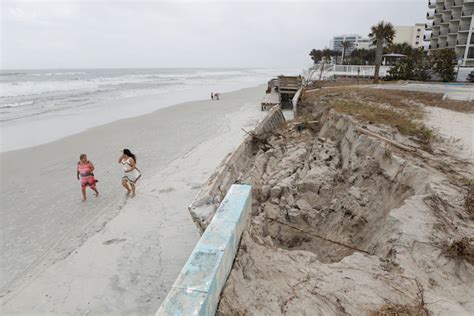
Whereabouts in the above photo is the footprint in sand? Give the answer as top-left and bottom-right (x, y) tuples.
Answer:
(103, 238), (127, 245)
(159, 187), (175, 193)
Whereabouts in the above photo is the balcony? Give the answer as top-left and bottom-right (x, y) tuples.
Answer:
(451, 14), (461, 20)
(427, 12), (435, 19)
(456, 39), (467, 46)
(459, 25), (471, 32)
(428, 0), (436, 9)
(442, 4), (453, 12)
(448, 28), (458, 34)
(425, 23), (433, 30)
(461, 10), (474, 17)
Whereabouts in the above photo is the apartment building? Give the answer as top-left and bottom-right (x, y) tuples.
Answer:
(426, 0), (474, 66)
(329, 34), (371, 53)
(393, 24), (425, 48)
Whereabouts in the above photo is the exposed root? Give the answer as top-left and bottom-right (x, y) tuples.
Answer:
(369, 279), (430, 316)
(465, 183), (474, 218)
(441, 237), (474, 266)
(370, 304), (429, 316)
(266, 216), (372, 255)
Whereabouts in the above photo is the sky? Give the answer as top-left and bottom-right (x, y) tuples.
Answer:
(1, 0), (427, 69)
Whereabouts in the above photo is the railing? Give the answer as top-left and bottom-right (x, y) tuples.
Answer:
(462, 10), (474, 17)
(308, 64), (392, 80)
(459, 25), (470, 31)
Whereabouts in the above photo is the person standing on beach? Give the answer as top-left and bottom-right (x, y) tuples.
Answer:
(119, 149), (141, 198)
(76, 154), (99, 201)
(211, 92), (214, 100)
(215, 92), (220, 100)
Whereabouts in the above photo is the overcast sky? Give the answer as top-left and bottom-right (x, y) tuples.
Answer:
(1, 0), (426, 69)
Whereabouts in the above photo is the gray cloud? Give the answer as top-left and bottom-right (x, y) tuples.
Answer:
(1, 0), (427, 69)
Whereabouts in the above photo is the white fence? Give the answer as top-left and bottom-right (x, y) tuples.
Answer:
(306, 64), (392, 81)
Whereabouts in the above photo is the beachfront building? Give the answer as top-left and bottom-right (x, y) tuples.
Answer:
(393, 24), (425, 48)
(330, 34), (371, 53)
(426, 0), (474, 66)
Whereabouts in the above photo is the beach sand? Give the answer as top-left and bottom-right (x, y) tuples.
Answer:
(0, 85), (266, 314)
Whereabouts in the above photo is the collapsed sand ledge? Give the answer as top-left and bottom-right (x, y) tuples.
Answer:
(215, 106), (473, 315)
(189, 105), (286, 232)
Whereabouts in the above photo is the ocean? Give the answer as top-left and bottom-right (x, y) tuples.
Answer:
(0, 68), (297, 151)
(0, 68), (292, 122)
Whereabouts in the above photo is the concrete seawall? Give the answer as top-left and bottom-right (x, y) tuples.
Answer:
(188, 106), (286, 232)
(156, 185), (252, 316)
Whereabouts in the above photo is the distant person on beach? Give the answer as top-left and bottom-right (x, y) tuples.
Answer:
(215, 92), (220, 100)
(119, 149), (141, 198)
(211, 92), (214, 100)
(76, 154), (99, 201)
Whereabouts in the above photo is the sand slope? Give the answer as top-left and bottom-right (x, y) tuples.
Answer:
(0, 85), (266, 314)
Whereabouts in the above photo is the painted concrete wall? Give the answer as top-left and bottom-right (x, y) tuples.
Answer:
(156, 185), (252, 316)
(292, 87), (303, 117)
(188, 106), (286, 232)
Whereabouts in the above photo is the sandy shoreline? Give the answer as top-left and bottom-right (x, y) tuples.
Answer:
(0, 84), (266, 314)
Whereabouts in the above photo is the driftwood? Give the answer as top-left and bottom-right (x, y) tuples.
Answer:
(241, 128), (273, 150)
(355, 126), (417, 152)
(288, 120), (319, 126)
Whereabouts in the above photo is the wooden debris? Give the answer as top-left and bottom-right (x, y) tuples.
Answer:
(355, 126), (417, 152)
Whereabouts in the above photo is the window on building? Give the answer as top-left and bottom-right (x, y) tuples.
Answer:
(467, 47), (474, 58)
(416, 41), (419, 45)
(417, 28), (421, 32)
(416, 35), (420, 38)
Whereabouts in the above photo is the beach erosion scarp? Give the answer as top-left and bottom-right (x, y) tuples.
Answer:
(214, 87), (474, 315)
(188, 105), (287, 232)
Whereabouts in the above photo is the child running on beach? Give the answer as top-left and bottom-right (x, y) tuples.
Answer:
(77, 154), (99, 201)
(119, 149), (141, 198)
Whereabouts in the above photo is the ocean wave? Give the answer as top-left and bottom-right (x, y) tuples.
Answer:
(0, 68), (290, 122)
(0, 100), (35, 108)
(28, 72), (87, 76)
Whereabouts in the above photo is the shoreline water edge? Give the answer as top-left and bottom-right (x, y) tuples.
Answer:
(0, 68), (298, 152)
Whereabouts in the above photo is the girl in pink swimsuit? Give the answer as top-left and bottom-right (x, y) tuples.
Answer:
(77, 154), (99, 201)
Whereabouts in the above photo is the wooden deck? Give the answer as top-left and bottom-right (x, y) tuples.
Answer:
(261, 90), (280, 111)
(278, 76), (302, 94)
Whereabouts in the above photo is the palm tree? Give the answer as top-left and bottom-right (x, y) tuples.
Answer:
(387, 42), (414, 56)
(309, 49), (323, 64)
(341, 40), (352, 64)
(317, 49), (334, 80)
(369, 21), (396, 83)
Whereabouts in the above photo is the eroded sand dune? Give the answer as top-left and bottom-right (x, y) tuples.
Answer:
(217, 89), (474, 315)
